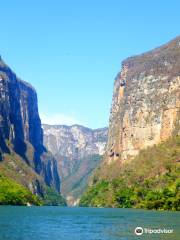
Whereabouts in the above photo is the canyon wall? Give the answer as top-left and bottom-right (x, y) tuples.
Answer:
(0, 57), (60, 194)
(106, 36), (180, 164)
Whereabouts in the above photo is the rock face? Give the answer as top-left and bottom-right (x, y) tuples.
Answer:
(106, 36), (180, 164)
(0, 57), (60, 194)
(42, 124), (108, 204)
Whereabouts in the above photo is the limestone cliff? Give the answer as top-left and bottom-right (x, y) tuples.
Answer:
(0, 57), (60, 195)
(80, 37), (180, 210)
(106, 36), (180, 163)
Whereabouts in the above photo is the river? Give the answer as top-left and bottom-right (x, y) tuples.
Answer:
(0, 207), (179, 239)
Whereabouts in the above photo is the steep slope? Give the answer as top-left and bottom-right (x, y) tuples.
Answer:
(0, 57), (64, 205)
(106, 36), (180, 163)
(80, 36), (180, 210)
(80, 136), (180, 210)
(43, 124), (108, 205)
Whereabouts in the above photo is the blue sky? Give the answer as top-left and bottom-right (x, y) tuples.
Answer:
(1, 0), (180, 128)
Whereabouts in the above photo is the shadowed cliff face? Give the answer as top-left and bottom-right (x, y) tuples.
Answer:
(106, 36), (180, 163)
(0, 58), (60, 194)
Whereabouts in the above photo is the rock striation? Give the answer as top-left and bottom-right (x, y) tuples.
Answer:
(106, 36), (180, 163)
(0, 58), (60, 195)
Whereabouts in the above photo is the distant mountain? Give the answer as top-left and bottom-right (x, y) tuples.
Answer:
(0, 57), (65, 205)
(42, 124), (108, 205)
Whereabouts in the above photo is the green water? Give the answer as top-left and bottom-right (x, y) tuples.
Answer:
(0, 207), (179, 240)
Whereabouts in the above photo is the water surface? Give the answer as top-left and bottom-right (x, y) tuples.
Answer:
(0, 207), (179, 240)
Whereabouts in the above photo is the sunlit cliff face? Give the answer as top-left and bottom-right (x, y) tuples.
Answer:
(106, 37), (180, 164)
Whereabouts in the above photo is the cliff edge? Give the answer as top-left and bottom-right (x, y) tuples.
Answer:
(0, 57), (60, 199)
(106, 36), (180, 163)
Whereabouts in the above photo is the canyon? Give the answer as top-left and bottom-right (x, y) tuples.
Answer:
(0, 36), (179, 209)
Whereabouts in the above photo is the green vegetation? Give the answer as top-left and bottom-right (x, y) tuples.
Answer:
(43, 186), (67, 206)
(0, 174), (42, 205)
(80, 136), (180, 211)
(0, 174), (67, 206)
(62, 154), (102, 202)
(0, 151), (67, 206)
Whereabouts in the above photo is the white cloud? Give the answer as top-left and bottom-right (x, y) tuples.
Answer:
(40, 112), (81, 126)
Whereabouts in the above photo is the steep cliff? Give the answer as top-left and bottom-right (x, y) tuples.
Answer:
(106, 36), (180, 163)
(0, 57), (60, 199)
(43, 124), (108, 205)
(80, 37), (180, 210)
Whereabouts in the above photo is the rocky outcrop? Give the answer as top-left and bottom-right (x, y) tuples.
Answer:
(106, 36), (180, 164)
(42, 124), (108, 204)
(0, 57), (60, 194)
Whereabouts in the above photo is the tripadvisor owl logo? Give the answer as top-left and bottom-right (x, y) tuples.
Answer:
(135, 227), (143, 236)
